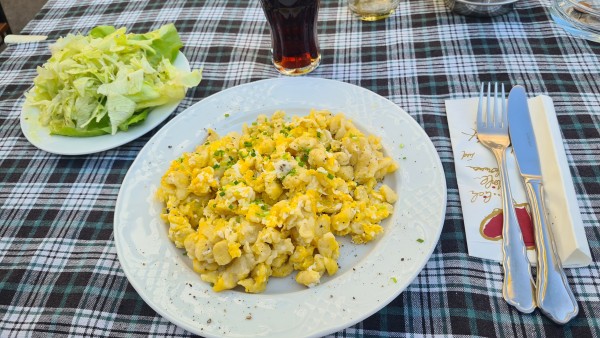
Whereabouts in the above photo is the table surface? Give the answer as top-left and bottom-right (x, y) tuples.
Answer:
(1, 0), (599, 337)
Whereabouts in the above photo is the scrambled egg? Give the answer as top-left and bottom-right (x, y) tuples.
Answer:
(157, 110), (398, 293)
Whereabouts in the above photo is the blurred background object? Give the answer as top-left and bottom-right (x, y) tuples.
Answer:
(444, 0), (518, 17)
(0, 2), (11, 43)
(551, 0), (600, 43)
(348, 0), (400, 21)
(0, 0), (47, 34)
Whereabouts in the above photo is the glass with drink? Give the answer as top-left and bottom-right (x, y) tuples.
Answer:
(348, 0), (400, 21)
(259, 0), (321, 75)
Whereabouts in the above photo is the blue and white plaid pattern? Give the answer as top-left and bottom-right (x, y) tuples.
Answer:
(0, 0), (599, 336)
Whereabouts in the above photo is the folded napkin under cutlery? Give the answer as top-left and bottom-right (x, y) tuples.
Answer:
(445, 93), (591, 268)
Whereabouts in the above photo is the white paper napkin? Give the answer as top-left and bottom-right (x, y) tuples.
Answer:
(445, 95), (592, 268)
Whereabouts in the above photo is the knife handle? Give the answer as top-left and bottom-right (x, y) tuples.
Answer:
(524, 178), (578, 324)
(495, 148), (536, 313)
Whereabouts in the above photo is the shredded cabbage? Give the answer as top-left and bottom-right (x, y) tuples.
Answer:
(25, 24), (202, 136)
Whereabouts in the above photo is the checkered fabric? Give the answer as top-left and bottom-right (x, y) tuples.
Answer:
(0, 0), (599, 336)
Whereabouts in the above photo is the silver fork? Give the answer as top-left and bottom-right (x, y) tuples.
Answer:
(476, 83), (536, 313)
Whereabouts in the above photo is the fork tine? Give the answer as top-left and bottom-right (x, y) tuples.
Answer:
(486, 82), (491, 127)
(493, 82), (499, 128)
(501, 83), (507, 129)
(477, 83), (484, 129)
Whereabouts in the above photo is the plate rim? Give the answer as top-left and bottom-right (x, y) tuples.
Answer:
(114, 77), (447, 338)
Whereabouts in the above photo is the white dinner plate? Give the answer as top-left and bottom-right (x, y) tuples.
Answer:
(20, 52), (191, 155)
(114, 77), (447, 338)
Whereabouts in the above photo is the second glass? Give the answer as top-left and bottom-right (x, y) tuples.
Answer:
(348, 0), (400, 21)
(259, 0), (321, 76)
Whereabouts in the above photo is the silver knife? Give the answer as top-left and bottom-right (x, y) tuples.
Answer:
(507, 85), (578, 324)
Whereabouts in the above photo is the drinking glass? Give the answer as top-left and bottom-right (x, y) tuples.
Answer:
(259, 0), (321, 76)
(348, 0), (400, 21)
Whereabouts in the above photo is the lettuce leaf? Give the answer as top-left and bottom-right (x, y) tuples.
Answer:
(25, 24), (201, 137)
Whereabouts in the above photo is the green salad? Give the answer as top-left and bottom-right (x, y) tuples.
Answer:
(25, 24), (202, 136)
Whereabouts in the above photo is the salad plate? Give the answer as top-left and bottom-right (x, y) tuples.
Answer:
(20, 52), (191, 156)
(114, 77), (447, 337)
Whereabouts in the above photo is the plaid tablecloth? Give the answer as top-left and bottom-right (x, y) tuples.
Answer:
(1, 0), (599, 336)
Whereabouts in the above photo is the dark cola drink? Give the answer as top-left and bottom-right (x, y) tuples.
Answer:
(260, 0), (321, 75)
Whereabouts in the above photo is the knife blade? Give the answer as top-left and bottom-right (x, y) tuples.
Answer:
(507, 85), (578, 324)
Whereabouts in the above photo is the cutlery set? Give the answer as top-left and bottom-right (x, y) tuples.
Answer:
(476, 83), (578, 324)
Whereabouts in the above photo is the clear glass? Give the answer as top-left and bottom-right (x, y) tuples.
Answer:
(348, 0), (400, 21)
(259, 0), (321, 76)
(551, 0), (600, 43)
